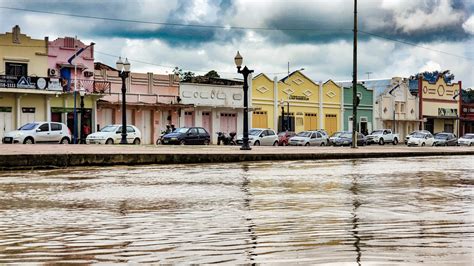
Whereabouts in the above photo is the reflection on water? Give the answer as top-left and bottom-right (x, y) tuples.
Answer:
(0, 156), (473, 264)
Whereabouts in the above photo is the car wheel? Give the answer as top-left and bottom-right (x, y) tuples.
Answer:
(273, 141), (278, 146)
(254, 140), (260, 146)
(305, 142), (310, 146)
(204, 139), (210, 145)
(180, 140), (186, 145)
(133, 138), (141, 145)
(393, 138), (398, 145)
(320, 142), (325, 146)
(156, 139), (161, 145)
(105, 138), (114, 145)
(421, 142), (425, 147)
(23, 137), (34, 144)
(60, 137), (70, 144)
(379, 138), (384, 145)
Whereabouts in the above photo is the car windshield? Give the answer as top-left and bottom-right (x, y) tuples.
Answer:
(371, 130), (384, 135)
(175, 128), (189, 133)
(462, 134), (474, 139)
(18, 123), (38, 130)
(100, 125), (119, 132)
(249, 129), (262, 136)
(435, 134), (448, 139)
(412, 133), (426, 138)
(330, 132), (342, 138)
(340, 133), (352, 138)
(296, 132), (311, 137)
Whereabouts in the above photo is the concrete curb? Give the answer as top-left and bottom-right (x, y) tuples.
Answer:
(1, 150), (473, 170)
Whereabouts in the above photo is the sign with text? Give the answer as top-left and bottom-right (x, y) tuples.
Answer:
(0, 75), (60, 91)
(438, 108), (458, 117)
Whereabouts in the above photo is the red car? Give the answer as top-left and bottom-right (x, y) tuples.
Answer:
(278, 131), (296, 146)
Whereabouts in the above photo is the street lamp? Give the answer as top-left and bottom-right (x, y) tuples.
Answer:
(67, 41), (95, 144)
(79, 88), (85, 144)
(234, 51), (253, 150)
(116, 57), (131, 144)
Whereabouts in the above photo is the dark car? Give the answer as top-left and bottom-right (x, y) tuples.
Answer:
(277, 131), (296, 146)
(433, 132), (457, 146)
(161, 127), (210, 145)
(332, 131), (366, 146)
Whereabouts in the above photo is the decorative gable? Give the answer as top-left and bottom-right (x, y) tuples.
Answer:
(326, 90), (336, 98)
(292, 78), (304, 85)
(283, 87), (295, 96)
(303, 89), (313, 97)
(256, 86), (269, 94)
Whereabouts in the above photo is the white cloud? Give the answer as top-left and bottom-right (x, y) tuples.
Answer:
(419, 60), (442, 72)
(462, 15), (474, 34)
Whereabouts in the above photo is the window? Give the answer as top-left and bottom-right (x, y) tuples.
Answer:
(400, 103), (405, 113)
(198, 128), (207, 134)
(189, 128), (198, 135)
(127, 126), (135, 133)
(267, 130), (276, 136)
(38, 123), (49, 132)
(51, 123), (62, 131)
(316, 132), (322, 138)
(6, 62), (27, 76)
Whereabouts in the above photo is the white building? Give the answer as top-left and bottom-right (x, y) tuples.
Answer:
(179, 77), (244, 144)
(374, 77), (421, 140)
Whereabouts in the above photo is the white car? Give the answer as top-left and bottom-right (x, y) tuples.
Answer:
(457, 133), (474, 146)
(2, 122), (71, 144)
(407, 132), (435, 147)
(236, 128), (279, 146)
(86, 124), (142, 144)
(405, 130), (431, 144)
(289, 130), (328, 146)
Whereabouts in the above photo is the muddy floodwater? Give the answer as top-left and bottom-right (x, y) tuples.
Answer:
(0, 156), (473, 264)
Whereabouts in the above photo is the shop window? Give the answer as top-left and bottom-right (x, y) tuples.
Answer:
(6, 62), (27, 76)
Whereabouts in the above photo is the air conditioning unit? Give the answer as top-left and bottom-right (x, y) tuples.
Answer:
(84, 71), (94, 77)
(48, 68), (57, 77)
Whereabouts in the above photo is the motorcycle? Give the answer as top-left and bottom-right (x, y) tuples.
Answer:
(217, 132), (236, 145)
(156, 130), (169, 145)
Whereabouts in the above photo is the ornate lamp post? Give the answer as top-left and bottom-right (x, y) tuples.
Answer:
(116, 57), (131, 144)
(234, 51), (253, 150)
(280, 100), (290, 131)
(79, 88), (85, 144)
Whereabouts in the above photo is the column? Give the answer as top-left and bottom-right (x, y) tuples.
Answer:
(45, 95), (51, 122)
(319, 81), (323, 129)
(273, 76), (278, 132)
(15, 95), (21, 128)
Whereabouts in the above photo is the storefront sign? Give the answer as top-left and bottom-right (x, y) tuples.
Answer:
(289, 95), (309, 101)
(438, 108), (457, 117)
(0, 75), (60, 91)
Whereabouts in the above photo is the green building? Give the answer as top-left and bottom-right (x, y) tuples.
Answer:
(343, 84), (373, 134)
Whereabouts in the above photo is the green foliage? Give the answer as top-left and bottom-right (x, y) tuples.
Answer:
(204, 70), (220, 78)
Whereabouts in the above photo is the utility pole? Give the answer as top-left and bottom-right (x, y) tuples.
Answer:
(366, 71), (372, 80)
(351, 0), (358, 148)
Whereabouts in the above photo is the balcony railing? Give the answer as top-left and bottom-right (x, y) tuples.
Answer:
(66, 79), (111, 94)
(107, 93), (181, 104)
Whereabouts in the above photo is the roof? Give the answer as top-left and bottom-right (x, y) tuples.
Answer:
(279, 70), (319, 87)
(184, 76), (243, 86)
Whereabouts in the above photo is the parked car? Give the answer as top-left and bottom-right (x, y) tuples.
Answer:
(236, 128), (279, 146)
(405, 130), (431, 144)
(457, 133), (474, 146)
(433, 132), (458, 146)
(86, 124), (141, 144)
(407, 132), (435, 147)
(328, 131), (343, 145)
(2, 122), (71, 144)
(366, 129), (399, 145)
(277, 131), (296, 146)
(289, 130), (328, 146)
(332, 131), (366, 146)
(161, 127), (210, 145)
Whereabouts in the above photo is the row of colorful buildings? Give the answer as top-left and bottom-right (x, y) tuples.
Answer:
(1, 26), (473, 144)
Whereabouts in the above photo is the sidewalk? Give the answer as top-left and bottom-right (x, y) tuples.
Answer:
(0, 144), (472, 170)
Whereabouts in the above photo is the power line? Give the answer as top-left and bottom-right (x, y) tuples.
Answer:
(0, 6), (349, 32)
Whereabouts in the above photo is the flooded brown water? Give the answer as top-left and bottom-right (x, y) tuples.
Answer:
(0, 156), (473, 264)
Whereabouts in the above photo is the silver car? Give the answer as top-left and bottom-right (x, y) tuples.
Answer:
(236, 128), (279, 146)
(86, 124), (142, 144)
(2, 122), (71, 144)
(289, 130), (329, 146)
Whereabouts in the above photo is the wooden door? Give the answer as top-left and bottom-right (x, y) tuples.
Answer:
(252, 111), (268, 128)
(304, 113), (317, 131)
(202, 112), (211, 134)
(325, 114), (337, 135)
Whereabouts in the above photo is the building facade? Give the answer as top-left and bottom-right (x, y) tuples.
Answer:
(460, 88), (474, 135)
(0, 25), (51, 139)
(179, 77), (244, 144)
(342, 84), (373, 134)
(251, 70), (342, 135)
(374, 77), (421, 139)
(94, 64), (188, 144)
(411, 71), (461, 135)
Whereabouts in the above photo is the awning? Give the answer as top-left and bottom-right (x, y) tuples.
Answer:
(57, 62), (88, 69)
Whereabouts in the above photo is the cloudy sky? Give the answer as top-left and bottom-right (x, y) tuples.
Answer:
(1, 0), (473, 87)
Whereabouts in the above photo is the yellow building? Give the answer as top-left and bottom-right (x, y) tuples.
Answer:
(251, 70), (343, 135)
(417, 73), (461, 134)
(0, 25), (52, 139)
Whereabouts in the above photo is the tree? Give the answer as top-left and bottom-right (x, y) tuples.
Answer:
(204, 70), (220, 79)
(173, 66), (195, 82)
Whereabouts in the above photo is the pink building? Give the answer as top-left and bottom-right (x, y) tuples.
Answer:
(94, 63), (190, 144)
(47, 37), (109, 142)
